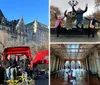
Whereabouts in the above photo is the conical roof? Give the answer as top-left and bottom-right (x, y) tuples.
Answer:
(0, 9), (5, 18)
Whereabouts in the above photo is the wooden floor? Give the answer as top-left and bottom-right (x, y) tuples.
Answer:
(51, 74), (100, 85)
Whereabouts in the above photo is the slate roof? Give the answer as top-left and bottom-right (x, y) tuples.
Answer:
(25, 20), (48, 31)
(0, 9), (5, 18)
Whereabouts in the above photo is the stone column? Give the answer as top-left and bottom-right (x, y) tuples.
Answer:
(83, 61), (85, 69)
(89, 57), (92, 72)
(50, 54), (54, 72)
(92, 57), (96, 74)
(81, 60), (84, 69)
(56, 58), (59, 71)
(91, 58), (94, 73)
(54, 57), (58, 71)
(82, 60), (85, 70)
(51, 55), (55, 72)
(60, 61), (62, 69)
(61, 60), (65, 69)
(75, 60), (77, 69)
(94, 48), (100, 77)
(91, 55), (96, 74)
(58, 60), (61, 70)
(69, 60), (71, 69)
(61, 61), (64, 69)
(85, 58), (88, 71)
(52, 56), (57, 72)
(85, 57), (88, 71)
(83, 59), (86, 70)
(93, 56), (97, 73)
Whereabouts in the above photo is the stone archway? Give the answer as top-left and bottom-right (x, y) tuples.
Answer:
(76, 61), (81, 69)
(65, 61), (70, 69)
(71, 61), (75, 69)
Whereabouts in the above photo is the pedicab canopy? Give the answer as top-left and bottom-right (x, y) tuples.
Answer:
(33, 50), (49, 65)
(2, 46), (33, 61)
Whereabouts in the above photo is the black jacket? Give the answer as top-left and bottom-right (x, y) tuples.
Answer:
(4, 59), (13, 68)
(0, 66), (5, 84)
(85, 18), (100, 28)
(25, 58), (30, 68)
(72, 6), (88, 21)
(13, 59), (20, 67)
(20, 58), (30, 71)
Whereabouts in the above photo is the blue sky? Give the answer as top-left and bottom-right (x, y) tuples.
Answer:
(0, 0), (49, 25)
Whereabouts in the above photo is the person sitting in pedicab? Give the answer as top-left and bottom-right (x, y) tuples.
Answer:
(4, 55), (14, 80)
(13, 56), (20, 67)
(20, 55), (31, 77)
(13, 55), (21, 78)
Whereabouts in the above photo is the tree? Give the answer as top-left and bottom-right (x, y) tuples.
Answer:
(95, 0), (100, 4)
(50, 5), (76, 27)
(95, 0), (100, 26)
(50, 5), (61, 26)
(25, 41), (48, 57)
(95, 0), (100, 19)
(95, 0), (100, 11)
(94, 11), (100, 21)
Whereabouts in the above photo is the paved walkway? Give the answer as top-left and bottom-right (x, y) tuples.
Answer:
(35, 75), (48, 85)
(50, 34), (100, 42)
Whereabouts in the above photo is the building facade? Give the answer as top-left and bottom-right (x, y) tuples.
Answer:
(0, 10), (48, 54)
(0, 10), (26, 48)
(25, 20), (49, 45)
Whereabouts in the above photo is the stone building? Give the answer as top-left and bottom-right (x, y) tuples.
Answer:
(0, 10), (27, 53)
(25, 20), (49, 56)
(25, 20), (49, 45)
(0, 9), (48, 54)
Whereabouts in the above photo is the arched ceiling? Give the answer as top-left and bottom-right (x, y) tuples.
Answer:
(51, 44), (98, 60)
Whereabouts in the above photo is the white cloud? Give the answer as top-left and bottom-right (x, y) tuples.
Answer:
(51, 0), (95, 16)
